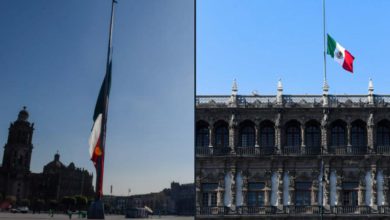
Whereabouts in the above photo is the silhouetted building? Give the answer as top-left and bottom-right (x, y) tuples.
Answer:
(0, 107), (94, 204)
(103, 182), (195, 215)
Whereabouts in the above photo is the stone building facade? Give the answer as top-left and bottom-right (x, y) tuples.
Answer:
(0, 107), (94, 204)
(195, 80), (390, 219)
(103, 182), (194, 215)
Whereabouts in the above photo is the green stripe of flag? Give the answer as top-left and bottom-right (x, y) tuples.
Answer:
(327, 34), (337, 58)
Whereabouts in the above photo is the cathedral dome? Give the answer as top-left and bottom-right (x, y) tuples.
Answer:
(17, 106), (29, 121)
(44, 152), (65, 171)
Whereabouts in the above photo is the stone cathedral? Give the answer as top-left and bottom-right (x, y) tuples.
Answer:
(196, 79), (390, 219)
(0, 107), (94, 204)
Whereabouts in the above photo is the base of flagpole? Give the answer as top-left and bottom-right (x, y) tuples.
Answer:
(87, 199), (105, 219)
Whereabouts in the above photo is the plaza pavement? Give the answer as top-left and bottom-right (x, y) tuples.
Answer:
(0, 213), (193, 220)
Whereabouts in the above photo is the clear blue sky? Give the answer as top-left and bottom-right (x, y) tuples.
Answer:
(197, 0), (390, 95)
(0, 0), (194, 195)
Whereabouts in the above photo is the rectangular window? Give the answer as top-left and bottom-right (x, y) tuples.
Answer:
(295, 182), (311, 206)
(247, 182), (265, 207)
(342, 182), (358, 206)
(202, 183), (218, 207)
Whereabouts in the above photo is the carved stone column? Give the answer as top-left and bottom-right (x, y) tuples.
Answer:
(321, 111), (329, 154)
(335, 169), (343, 206)
(265, 171), (272, 206)
(255, 122), (260, 147)
(367, 113), (375, 153)
(196, 175), (201, 207)
(289, 171), (295, 206)
(229, 114), (237, 153)
(383, 171), (389, 206)
(275, 126), (282, 154)
(312, 171), (319, 205)
(359, 171), (366, 206)
(230, 168), (237, 211)
(217, 173), (225, 206)
(275, 113), (282, 154)
(242, 174), (248, 206)
(209, 124), (214, 148)
(301, 124), (306, 152)
(347, 124), (352, 147)
(277, 169), (284, 207)
(372, 168), (377, 207)
(324, 166), (330, 208)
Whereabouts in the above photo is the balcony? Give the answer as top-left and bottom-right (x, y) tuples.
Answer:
(196, 205), (388, 217)
(378, 206), (390, 214)
(236, 147), (275, 156)
(328, 146), (367, 155)
(196, 206), (228, 215)
(283, 146), (321, 155)
(236, 206), (277, 215)
(195, 147), (231, 156)
(330, 206), (372, 214)
(377, 145), (390, 154)
(283, 205), (321, 214)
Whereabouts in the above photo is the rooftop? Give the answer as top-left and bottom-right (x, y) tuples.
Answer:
(196, 79), (390, 108)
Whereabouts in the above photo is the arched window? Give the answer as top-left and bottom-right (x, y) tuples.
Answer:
(214, 122), (229, 148)
(286, 121), (301, 146)
(331, 121), (346, 146)
(196, 122), (209, 147)
(239, 122), (255, 147)
(305, 123), (321, 148)
(377, 120), (390, 146)
(260, 121), (275, 148)
(351, 121), (366, 147)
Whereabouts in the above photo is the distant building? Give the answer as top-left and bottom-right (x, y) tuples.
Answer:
(103, 182), (194, 215)
(0, 107), (94, 204)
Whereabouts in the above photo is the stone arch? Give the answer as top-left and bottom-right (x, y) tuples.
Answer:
(196, 120), (209, 147)
(330, 119), (347, 147)
(213, 120), (229, 148)
(238, 120), (256, 147)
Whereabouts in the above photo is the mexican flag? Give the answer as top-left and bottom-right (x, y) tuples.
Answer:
(88, 60), (111, 197)
(327, 34), (355, 73)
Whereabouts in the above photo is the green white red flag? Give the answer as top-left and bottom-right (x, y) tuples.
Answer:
(88, 61), (111, 197)
(327, 34), (355, 73)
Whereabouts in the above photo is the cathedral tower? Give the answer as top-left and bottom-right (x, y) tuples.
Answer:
(2, 107), (34, 199)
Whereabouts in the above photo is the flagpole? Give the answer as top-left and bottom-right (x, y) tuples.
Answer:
(88, 0), (116, 219)
(96, 0), (116, 201)
(323, 0), (327, 85)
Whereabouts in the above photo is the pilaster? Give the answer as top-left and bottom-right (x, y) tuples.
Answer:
(367, 112), (375, 153)
(209, 124), (214, 148)
(347, 124), (352, 147)
(300, 124), (306, 152)
(229, 114), (237, 153)
(217, 173), (225, 206)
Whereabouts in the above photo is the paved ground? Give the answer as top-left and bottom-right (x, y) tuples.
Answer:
(0, 213), (193, 219)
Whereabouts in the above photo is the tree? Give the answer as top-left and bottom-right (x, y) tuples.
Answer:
(5, 196), (16, 207)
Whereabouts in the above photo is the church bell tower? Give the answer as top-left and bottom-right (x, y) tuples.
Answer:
(2, 106), (34, 172)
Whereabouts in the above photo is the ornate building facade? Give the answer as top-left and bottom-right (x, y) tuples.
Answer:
(0, 107), (94, 204)
(196, 80), (390, 219)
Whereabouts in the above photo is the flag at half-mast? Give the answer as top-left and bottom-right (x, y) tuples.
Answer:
(89, 61), (112, 168)
(327, 34), (355, 73)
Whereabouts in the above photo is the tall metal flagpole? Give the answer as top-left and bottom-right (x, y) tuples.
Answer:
(88, 0), (116, 219)
(323, 0), (327, 84)
(321, 1), (326, 219)
(98, 0), (116, 200)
